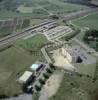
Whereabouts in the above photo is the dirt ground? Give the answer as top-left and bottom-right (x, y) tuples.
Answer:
(39, 71), (64, 100)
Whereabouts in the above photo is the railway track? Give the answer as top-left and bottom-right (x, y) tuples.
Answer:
(0, 7), (98, 47)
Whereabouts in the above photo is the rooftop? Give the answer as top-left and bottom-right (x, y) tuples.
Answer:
(30, 64), (40, 71)
(19, 71), (32, 83)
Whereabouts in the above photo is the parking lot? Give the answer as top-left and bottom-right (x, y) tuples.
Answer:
(43, 25), (72, 40)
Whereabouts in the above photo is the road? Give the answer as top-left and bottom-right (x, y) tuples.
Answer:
(0, 20), (53, 47)
(60, 7), (98, 21)
(41, 46), (52, 63)
(3, 94), (32, 100)
(0, 8), (98, 48)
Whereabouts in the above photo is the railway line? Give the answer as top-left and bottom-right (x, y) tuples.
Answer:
(0, 7), (98, 47)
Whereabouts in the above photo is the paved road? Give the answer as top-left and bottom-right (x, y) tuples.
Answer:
(41, 47), (52, 63)
(0, 20), (53, 47)
(3, 94), (32, 100)
(60, 8), (98, 21)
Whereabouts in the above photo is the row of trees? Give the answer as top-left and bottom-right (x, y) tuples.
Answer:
(83, 29), (98, 42)
(34, 63), (56, 92)
(83, 29), (98, 51)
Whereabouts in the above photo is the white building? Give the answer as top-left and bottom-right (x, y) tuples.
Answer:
(61, 47), (78, 63)
(18, 71), (33, 84)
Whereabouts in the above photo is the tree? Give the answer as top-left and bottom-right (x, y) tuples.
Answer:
(43, 73), (49, 79)
(46, 68), (53, 74)
(39, 79), (45, 85)
(35, 85), (41, 92)
(50, 15), (59, 19)
(49, 63), (56, 70)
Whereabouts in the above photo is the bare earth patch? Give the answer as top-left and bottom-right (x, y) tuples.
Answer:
(39, 71), (64, 100)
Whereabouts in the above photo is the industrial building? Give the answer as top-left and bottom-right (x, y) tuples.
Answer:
(61, 45), (96, 64)
(51, 44), (97, 77)
(18, 71), (33, 84)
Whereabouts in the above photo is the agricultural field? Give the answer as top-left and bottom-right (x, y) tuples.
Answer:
(0, 46), (34, 97)
(0, 34), (48, 97)
(0, 26), (13, 38)
(17, 5), (33, 13)
(0, 19), (31, 38)
(0, 9), (48, 20)
(42, 0), (89, 14)
(73, 12), (98, 30)
(0, 0), (90, 38)
(0, 0), (90, 19)
(50, 73), (98, 100)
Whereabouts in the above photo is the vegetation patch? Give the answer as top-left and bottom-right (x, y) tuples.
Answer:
(16, 34), (48, 52)
(17, 5), (33, 13)
(83, 29), (98, 51)
(0, 26), (13, 38)
(73, 12), (98, 30)
(50, 73), (98, 100)
(0, 46), (34, 97)
(60, 24), (80, 41)
(0, 34), (49, 98)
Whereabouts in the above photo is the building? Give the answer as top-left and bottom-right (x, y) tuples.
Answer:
(30, 63), (44, 72)
(61, 45), (96, 64)
(18, 71), (33, 84)
(60, 45), (97, 77)
(61, 47), (78, 63)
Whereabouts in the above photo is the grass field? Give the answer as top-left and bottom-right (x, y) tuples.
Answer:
(0, 8), (49, 20)
(72, 12), (98, 51)
(0, 26), (13, 38)
(50, 73), (98, 100)
(0, 9), (33, 20)
(17, 5), (33, 13)
(73, 12), (98, 30)
(43, 0), (89, 14)
(16, 34), (48, 50)
(0, 0), (89, 20)
(0, 34), (48, 97)
(0, 46), (34, 96)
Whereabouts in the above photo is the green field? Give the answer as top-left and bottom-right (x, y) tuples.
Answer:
(0, 34), (48, 97)
(43, 0), (89, 14)
(0, 46), (34, 96)
(16, 34), (48, 50)
(0, 26), (13, 38)
(50, 73), (98, 100)
(0, 0), (89, 20)
(73, 12), (98, 30)
(72, 12), (98, 51)
(0, 9), (49, 20)
(17, 5), (33, 13)
(0, 9), (33, 20)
